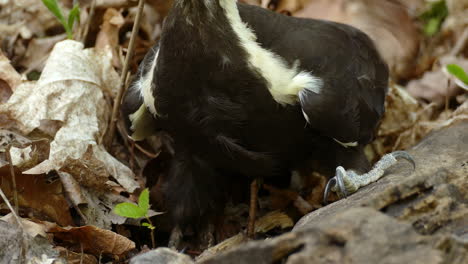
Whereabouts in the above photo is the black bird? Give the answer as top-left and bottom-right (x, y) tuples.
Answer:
(124, 0), (414, 244)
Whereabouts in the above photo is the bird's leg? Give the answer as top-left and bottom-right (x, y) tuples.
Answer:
(324, 151), (415, 204)
(247, 179), (259, 238)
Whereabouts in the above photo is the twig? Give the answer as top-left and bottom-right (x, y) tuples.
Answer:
(105, 0), (145, 149)
(247, 179), (258, 238)
(5, 145), (19, 214)
(0, 187), (23, 228)
(80, 0), (97, 43)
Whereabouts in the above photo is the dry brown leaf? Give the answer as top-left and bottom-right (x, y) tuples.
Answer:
(46, 224), (136, 256)
(294, 0), (420, 80)
(55, 246), (98, 264)
(369, 84), (428, 158)
(0, 0), (60, 62)
(0, 166), (74, 226)
(0, 40), (139, 193)
(265, 0), (310, 13)
(407, 56), (468, 104)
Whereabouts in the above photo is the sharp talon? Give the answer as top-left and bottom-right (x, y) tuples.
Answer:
(335, 166), (348, 198)
(391, 151), (416, 170)
(323, 177), (336, 205)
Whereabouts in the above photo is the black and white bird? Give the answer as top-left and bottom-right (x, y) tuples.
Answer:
(124, 0), (414, 242)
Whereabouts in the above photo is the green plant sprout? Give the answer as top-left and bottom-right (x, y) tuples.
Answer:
(446, 64), (468, 86)
(114, 188), (156, 247)
(420, 0), (448, 37)
(41, 0), (80, 39)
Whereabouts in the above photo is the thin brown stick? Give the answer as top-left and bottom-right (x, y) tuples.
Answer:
(5, 145), (19, 214)
(0, 187), (22, 228)
(105, 0), (145, 149)
(146, 216), (156, 248)
(247, 179), (258, 238)
(80, 0), (97, 43)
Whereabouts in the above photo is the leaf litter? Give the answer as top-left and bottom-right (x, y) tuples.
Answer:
(0, 0), (467, 262)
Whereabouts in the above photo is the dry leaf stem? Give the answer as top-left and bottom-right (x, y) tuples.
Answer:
(5, 145), (19, 214)
(106, 0), (145, 149)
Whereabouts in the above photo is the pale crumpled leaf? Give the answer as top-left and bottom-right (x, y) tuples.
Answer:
(1, 213), (47, 238)
(10, 145), (32, 166)
(0, 40), (138, 193)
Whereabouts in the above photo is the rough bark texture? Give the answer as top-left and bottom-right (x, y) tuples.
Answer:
(131, 121), (468, 264)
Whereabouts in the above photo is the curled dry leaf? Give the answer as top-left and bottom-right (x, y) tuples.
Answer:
(294, 0), (420, 80)
(46, 224), (136, 256)
(0, 40), (139, 193)
(0, 166), (74, 226)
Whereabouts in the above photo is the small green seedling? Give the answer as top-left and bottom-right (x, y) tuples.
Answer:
(114, 188), (156, 247)
(41, 0), (80, 39)
(114, 188), (155, 229)
(446, 64), (468, 86)
(420, 0), (448, 37)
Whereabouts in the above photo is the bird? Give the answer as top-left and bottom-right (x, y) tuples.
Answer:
(123, 0), (414, 245)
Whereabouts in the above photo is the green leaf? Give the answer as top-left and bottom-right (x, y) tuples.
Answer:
(42, 0), (73, 38)
(446, 64), (468, 85)
(138, 188), (150, 214)
(424, 18), (441, 36)
(41, 0), (66, 26)
(68, 4), (80, 35)
(114, 202), (146, 219)
(419, 0), (448, 36)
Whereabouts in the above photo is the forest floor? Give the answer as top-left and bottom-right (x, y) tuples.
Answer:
(0, 0), (467, 263)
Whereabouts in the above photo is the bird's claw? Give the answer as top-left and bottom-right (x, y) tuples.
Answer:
(323, 166), (348, 205)
(323, 151), (416, 205)
(391, 151), (416, 170)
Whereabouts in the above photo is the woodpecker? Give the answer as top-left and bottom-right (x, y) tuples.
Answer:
(124, 0), (414, 242)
